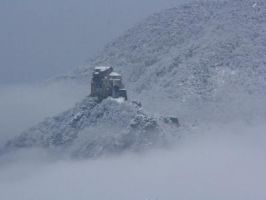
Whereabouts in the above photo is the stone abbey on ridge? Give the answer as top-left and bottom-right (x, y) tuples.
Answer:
(90, 66), (128, 100)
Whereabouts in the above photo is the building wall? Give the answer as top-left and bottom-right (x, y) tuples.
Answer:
(91, 68), (127, 100)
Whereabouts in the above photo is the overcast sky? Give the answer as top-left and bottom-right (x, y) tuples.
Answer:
(0, 0), (179, 85)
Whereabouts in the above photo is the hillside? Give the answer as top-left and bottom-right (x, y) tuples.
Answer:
(3, 0), (266, 158)
(62, 0), (266, 117)
(3, 98), (179, 158)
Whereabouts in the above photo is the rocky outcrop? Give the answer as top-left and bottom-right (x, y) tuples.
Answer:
(3, 97), (179, 158)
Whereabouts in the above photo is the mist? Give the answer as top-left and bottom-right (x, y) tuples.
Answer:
(0, 82), (88, 145)
(1, 80), (265, 199)
(0, 82), (266, 199)
(0, 121), (265, 200)
(1, 0), (266, 199)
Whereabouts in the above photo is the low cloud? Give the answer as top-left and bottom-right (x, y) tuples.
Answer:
(0, 121), (265, 200)
(0, 79), (266, 200)
(0, 82), (88, 145)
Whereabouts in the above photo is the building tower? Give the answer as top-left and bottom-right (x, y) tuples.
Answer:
(91, 66), (128, 100)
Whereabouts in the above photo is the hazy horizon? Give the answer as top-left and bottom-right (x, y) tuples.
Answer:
(0, 0), (178, 85)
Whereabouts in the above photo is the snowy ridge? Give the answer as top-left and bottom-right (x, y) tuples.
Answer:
(3, 97), (179, 158)
(4, 0), (266, 158)
(64, 0), (266, 115)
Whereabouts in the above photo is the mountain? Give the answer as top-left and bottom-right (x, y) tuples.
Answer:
(3, 98), (179, 158)
(62, 0), (266, 117)
(3, 0), (266, 158)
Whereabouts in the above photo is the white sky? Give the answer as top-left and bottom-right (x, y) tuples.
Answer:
(0, 0), (178, 85)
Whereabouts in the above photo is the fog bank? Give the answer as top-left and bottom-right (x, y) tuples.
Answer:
(0, 122), (265, 200)
(0, 82), (88, 144)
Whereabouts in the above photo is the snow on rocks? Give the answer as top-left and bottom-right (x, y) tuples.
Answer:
(3, 97), (179, 158)
(63, 0), (266, 117)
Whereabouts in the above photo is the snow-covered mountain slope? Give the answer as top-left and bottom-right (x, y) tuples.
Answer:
(62, 0), (266, 116)
(3, 98), (179, 158)
(4, 0), (266, 158)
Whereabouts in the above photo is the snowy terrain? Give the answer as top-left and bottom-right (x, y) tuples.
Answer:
(1, 0), (266, 199)
(62, 0), (266, 119)
(3, 98), (179, 158)
(3, 0), (266, 158)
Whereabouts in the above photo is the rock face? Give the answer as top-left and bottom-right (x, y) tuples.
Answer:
(65, 0), (266, 111)
(3, 98), (179, 158)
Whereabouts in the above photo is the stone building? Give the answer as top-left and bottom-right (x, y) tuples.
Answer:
(91, 66), (128, 100)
